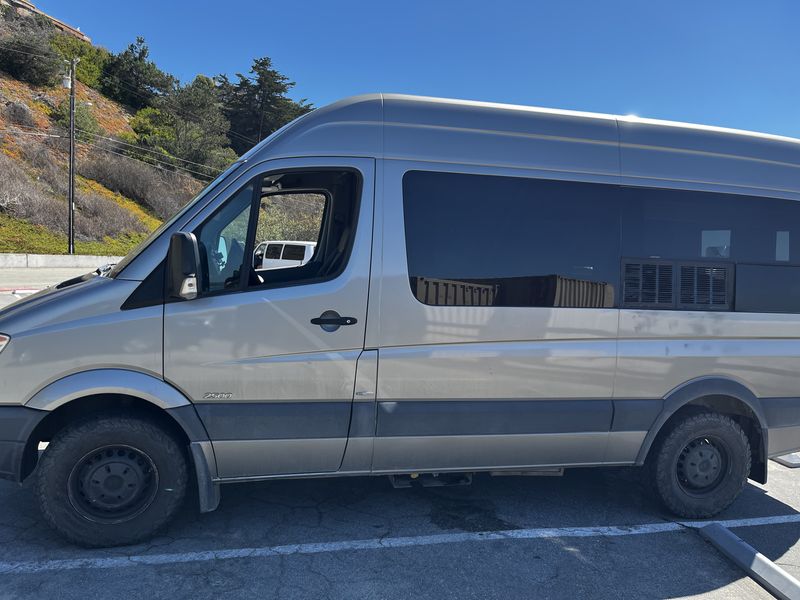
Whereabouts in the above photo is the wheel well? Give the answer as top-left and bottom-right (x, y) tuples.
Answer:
(20, 394), (190, 482)
(648, 394), (766, 484)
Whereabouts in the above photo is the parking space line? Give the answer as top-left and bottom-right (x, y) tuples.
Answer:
(2, 513), (799, 575)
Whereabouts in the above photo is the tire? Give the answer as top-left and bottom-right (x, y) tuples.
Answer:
(649, 412), (750, 519)
(35, 414), (188, 547)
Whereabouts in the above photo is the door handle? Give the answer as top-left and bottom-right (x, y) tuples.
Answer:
(311, 310), (358, 332)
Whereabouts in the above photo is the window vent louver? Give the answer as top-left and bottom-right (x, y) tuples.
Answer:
(678, 264), (732, 310)
(622, 259), (733, 311)
(622, 261), (674, 308)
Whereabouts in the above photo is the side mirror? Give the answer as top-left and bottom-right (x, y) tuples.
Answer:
(167, 232), (202, 300)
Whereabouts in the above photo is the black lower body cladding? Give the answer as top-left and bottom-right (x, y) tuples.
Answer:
(0, 406), (46, 481)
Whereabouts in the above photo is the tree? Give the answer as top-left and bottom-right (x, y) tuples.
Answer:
(163, 75), (234, 169)
(129, 76), (236, 177)
(100, 37), (176, 110)
(50, 34), (110, 89)
(216, 57), (312, 155)
(0, 29), (61, 87)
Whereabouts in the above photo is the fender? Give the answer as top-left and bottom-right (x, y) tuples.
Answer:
(635, 376), (769, 482)
(25, 368), (191, 411)
(23, 369), (220, 511)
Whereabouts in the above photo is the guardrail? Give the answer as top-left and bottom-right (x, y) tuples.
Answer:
(0, 254), (123, 268)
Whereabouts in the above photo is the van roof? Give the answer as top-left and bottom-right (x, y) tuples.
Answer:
(253, 93), (800, 200)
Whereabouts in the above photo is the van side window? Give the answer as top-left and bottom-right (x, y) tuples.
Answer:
(252, 192), (325, 273)
(620, 187), (800, 264)
(193, 170), (360, 295)
(402, 171), (620, 308)
(247, 169), (361, 288)
(620, 186), (800, 313)
(195, 183), (254, 293)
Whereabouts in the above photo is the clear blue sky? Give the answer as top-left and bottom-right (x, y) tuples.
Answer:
(37, 0), (800, 137)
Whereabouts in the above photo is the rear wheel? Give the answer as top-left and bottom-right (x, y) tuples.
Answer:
(35, 415), (188, 547)
(649, 412), (750, 518)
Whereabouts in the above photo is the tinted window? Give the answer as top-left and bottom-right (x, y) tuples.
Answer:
(282, 244), (307, 260)
(403, 171), (620, 308)
(621, 187), (800, 313)
(264, 244), (282, 259)
(621, 187), (800, 264)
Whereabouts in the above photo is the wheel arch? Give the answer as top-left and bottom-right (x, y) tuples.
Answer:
(25, 369), (192, 412)
(20, 370), (219, 511)
(636, 376), (768, 484)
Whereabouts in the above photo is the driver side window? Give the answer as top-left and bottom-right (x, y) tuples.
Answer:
(193, 168), (360, 296)
(195, 183), (254, 293)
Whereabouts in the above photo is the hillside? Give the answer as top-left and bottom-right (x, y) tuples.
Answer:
(0, 71), (199, 255)
(0, 3), (310, 255)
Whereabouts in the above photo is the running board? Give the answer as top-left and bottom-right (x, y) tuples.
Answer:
(389, 473), (473, 488)
(490, 468), (564, 477)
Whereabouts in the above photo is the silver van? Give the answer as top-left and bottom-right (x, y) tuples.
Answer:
(2, 94), (800, 547)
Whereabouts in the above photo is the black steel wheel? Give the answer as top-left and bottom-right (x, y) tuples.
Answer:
(675, 436), (729, 496)
(36, 414), (188, 547)
(68, 445), (159, 524)
(649, 412), (750, 518)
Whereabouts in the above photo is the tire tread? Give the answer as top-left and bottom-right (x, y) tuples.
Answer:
(35, 414), (188, 547)
(651, 412), (750, 519)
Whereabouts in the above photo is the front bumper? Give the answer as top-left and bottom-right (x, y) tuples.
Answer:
(0, 406), (47, 482)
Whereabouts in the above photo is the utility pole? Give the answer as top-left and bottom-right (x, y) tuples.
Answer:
(64, 58), (79, 254)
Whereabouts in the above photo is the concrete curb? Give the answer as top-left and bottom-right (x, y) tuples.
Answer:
(700, 523), (800, 600)
(774, 453), (800, 468)
(0, 254), (122, 268)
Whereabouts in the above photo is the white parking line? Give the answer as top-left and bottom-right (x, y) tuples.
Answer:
(1, 513), (799, 575)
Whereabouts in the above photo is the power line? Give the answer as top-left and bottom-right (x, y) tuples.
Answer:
(79, 137), (216, 180)
(110, 77), (258, 146)
(2, 121), (217, 178)
(9, 119), (223, 175)
(0, 128), (61, 138)
(0, 43), (54, 60)
(0, 126), (212, 181)
(78, 139), (213, 181)
(0, 121), (50, 132)
(76, 127), (223, 172)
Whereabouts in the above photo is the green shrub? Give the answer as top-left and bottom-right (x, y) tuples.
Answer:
(50, 34), (110, 89)
(53, 98), (101, 140)
(0, 29), (62, 86)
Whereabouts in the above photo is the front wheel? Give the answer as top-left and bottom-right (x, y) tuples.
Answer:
(35, 415), (188, 547)
(649, 412), (751, 518)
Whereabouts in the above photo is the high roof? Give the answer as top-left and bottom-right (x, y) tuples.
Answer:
(253, 94), (800, 201)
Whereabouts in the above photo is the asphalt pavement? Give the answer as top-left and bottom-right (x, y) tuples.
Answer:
(0, 462), (799, 599)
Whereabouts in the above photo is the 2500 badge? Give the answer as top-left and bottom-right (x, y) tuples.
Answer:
(203, 392), (233, 400)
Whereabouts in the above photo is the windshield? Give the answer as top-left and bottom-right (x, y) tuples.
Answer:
(108, 159), (246, 277)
